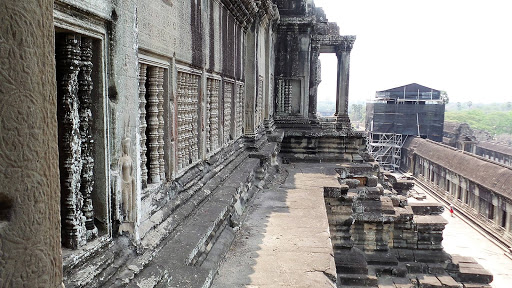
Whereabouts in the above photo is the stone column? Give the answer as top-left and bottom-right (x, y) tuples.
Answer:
(335, 42), (353, 117)
(0, 0), (63, 286)
(308, 43), (320, 119)
(244, 22), (258, 143)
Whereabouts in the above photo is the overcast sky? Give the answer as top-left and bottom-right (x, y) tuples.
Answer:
(314, 0), (512, 104)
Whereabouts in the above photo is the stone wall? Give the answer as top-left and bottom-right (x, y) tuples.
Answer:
(402, 137), (512, 248)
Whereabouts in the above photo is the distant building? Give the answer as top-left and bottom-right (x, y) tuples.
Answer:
(366, 83), (445, 170)
(443, 122), (477, 152)
(366, 83), (445, 141)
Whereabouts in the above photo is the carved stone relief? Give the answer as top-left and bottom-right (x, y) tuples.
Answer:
(224, 81), (234, 143)
(256, 76), (264, 127)
(206, 78), (220, 153)
(119, 138), (136, 222)
(177, 71), (200, 171)
(0, 1), (62, 284)
(276, 78), (292, 114)
(235, 82), (245, 138)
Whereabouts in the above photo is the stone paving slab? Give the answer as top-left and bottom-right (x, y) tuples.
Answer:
(211, 163), (339, 287)
(413, 184), (512, 288)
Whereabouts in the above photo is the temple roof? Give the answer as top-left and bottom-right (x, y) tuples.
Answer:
(404, 137), (512, 198)
(477, 141), (512, 157)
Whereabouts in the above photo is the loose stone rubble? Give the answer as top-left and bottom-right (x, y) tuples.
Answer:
(324, 162), (494, 288)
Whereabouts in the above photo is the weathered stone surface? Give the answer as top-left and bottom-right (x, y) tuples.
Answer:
(457, 265), (493, 284)
(417, 274), (443, 287)
(334, 248), (369, 274)
(0, 0), (62, 286)
(436, 275), (463, 288)
(410, 202), (445, 215)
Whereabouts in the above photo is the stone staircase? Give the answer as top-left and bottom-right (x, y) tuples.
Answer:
(63, 138), (281, 288)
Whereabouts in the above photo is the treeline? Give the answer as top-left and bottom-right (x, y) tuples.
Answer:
(445, 103), (512, 135)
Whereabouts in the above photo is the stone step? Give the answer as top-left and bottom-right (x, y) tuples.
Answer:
(125, 157), (262, 287)
(86, 152), (261, 288)
(416, 274), (444, 287)
(338, 273), (379, 286)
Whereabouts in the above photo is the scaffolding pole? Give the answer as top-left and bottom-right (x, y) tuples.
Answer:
(367, 132), (407, 171)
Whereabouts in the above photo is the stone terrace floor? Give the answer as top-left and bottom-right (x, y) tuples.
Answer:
(212, 163), (512, 287)
(412, 185), (512, 288)
(211, 163), (339, 288)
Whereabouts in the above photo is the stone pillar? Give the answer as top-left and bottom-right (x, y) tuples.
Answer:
(308, 43), (320, 119)
(244, 22), (258, 142)
(0, 0), (63, 286)
(334, 42), (352, 117)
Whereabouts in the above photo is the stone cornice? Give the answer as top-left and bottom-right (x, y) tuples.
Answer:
(218, 0), (278, 30)
(219, 0), (257, 30)
(312, 35), (356, 52)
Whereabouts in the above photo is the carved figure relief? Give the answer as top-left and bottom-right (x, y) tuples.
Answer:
(224, 81), (234, 143)
(56, 33), (98, 249)
(206, 78), (220, 153)
(119, 138), (136, 222)
(177, 71), (200, 171)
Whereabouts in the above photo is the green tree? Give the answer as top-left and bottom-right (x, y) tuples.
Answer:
(440, 91), (449, 104)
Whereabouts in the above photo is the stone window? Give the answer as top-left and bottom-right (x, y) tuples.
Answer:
(55, 32), (106, 249)
(488, 202), (495, 221)
(138, 64), (166, 186)
(256, 75), (264, 125)
(176, 70), (201, 171)
(501, 210), (507, 228)
(235, 82), (245, 138)
(206, 77), (221, 153)
(223, 80), (234, 143)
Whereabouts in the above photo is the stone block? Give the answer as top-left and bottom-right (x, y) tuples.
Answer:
(416, 274), (443, 287)
(365, 251), (399, 266)
(414, 250), (451, 263)
(323, 186), (347, 198)
(436, 275), (462, 288)
(338, 273), (378, 286)
(334, 247), (368, 274)
(395, 249), (415, 262)
(460, 283), (491, 288)
(393, 276), (414, 288)
(367, 175), (379, 187)
(405, 262), (429, 274)
(457, 266), (493, 284)
(410, 202), (445, 215)
(427, 263), (447, 275)
(378, 276), (395, 288)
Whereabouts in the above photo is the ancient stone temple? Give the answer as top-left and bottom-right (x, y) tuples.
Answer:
(0, 0), (498, 287)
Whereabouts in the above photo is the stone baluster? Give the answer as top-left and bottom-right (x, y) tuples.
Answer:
(256, 76), (263, 126)
(224, 82), (232, 143)
(157, 67), (165, 181)
(206, 79), (212, 151)
(56, 33), (86, 249)
(138, 63), (148, 187)
(147, 67), (160, 183)
(236, 82), (245, 137)
(78, 37), (97, 238)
